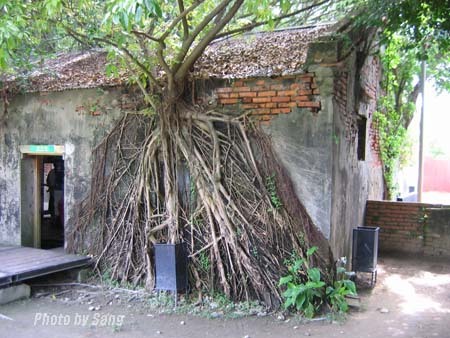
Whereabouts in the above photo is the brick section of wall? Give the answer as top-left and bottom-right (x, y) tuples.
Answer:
(215, 74), (321, 124)
(423, 207), (450, 256)
(369, 119), (382, 167)
(333, 71), (355, 142)
(365, 200), (450, 257)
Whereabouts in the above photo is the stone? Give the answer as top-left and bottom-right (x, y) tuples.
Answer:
(277, 314), (285, 321)
(180, 321), (185, 325)
(379, 308), (389, 313)
(210, 312), (221, 319)
(0, 284), (30, 305)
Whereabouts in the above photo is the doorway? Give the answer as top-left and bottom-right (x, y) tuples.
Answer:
(41, 156), (65, 248)
(20, 151), (65, 249)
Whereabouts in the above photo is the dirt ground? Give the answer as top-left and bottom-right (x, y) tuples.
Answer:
(1, 255), (450, 338)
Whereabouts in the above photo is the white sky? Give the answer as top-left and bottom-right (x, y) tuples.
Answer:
(408, 81), (450, 161)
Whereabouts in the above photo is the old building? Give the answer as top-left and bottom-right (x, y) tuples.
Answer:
(0, 24), (383, 261)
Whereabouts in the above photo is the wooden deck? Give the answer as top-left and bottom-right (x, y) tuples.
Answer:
(0, 245), (91, 287)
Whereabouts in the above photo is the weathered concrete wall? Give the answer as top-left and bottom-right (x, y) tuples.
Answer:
(327, 49), (384, 261)
(0, 87), (125, 245)
(268, 71), (333, 238)
(366, 200), (450, 257)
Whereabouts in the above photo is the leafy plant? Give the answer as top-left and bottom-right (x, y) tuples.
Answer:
(280, 249), (357, 317)
(326, 267), (357, 313)
(198, 251), (210, 272)
(279, 246), (325, 318)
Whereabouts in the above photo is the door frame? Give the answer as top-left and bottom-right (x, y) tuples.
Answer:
(19, 145), (65, 248)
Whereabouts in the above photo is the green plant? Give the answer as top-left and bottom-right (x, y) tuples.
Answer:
(279, 247), (325, 318)
(198, 251), (210, 272)
(265, 174), (282, 211)
(325, 267), (357, 313)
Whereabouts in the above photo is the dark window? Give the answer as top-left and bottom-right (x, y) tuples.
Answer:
(357, 117), (367, 161)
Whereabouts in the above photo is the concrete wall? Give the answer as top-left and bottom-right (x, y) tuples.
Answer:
(0, 87), (125, 245)
(366, 200), (450, 257)
(328, 50), (384, 261)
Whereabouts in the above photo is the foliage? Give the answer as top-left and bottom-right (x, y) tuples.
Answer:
(0, 1), (345, 80)
(374, 35), (417, 198)
(265, 174), (282, 211)
(325, 267), (356, 313)
(373, 109), (408, 198)
(279, 248), (356, 317)
(279, 247), (325, 318)
(350, 0), (450, 199)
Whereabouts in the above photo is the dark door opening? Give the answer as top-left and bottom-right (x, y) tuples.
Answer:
(41, 156), (65, 249)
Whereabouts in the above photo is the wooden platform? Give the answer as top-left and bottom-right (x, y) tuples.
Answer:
(0, 245), (91, 287)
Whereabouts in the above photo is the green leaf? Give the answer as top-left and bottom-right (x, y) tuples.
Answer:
(295, 293), (306, 311)
(135, 5), (143, 22)
(119, 11), (129, 30)
(278, 275), (293, 286)
(306, 246), (317, 257)
(105, 63), (118, 77)
(307, 268), (321, 283)
(304, 303), (315, 318)
(336, 266), (346, 274)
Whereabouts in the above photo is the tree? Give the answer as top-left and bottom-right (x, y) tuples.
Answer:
(1, 0), (355, 305)
(353, 0), (450, 198)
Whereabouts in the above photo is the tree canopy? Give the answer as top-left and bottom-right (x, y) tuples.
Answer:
(0, 1), (349, 86)
(350, 0), (450, 198)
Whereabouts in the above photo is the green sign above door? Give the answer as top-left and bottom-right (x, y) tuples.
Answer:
(29, 145), (55, 153)
(20, 145), (64, 155)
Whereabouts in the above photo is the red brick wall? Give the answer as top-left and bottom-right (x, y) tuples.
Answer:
(215, 74), (321, 124)
(369, 119), (382, 167)
(365, 200), (450, 257)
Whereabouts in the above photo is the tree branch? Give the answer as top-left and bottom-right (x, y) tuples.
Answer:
(213, 0), (330, 40)
(175, 0), (244, 81)
(64, 26), (162, 91)
(172, 0), (231, 73)
(177, 0), (190, 42)
(131, 30), (160, 43)
(159, 0), (204, 41)
(402, 81), (421, 129)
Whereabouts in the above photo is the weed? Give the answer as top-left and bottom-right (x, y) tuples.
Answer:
(199, 251), (210, 272)
(265, 174), (282, 210)
(279, 248), (357, 318)
(325, 266), (357, 313)
(279, 247), (325, 318)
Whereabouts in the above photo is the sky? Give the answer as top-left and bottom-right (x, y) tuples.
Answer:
(423, 86), (450, 158)
(398, 81), (450, 203)
(407, 81), (450, 162)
